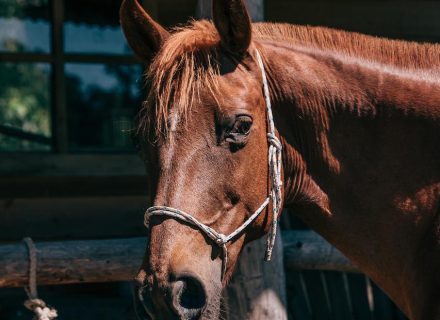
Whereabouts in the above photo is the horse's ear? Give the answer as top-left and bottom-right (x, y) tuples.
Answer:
(212, 0), (252, 55)
(120, 0), (169, 62)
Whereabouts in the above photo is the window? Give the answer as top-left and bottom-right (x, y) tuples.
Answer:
(0, 0), (144, 153)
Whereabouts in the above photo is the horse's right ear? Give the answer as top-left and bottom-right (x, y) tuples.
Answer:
(120, 0), (169, 62)
(212, 0), (252, 55)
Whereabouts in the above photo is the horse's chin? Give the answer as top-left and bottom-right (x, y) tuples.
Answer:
(198, 295), (221, 320)
(133, 284), (222, 320)
(133, 285), (154, 320)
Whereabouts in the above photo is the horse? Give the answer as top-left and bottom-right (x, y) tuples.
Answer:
(120, 0), (440, 319)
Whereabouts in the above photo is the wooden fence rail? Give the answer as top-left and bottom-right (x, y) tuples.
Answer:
(0, 231), (357, 288)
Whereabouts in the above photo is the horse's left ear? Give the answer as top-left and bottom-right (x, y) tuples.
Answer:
(212, 0), (252, 55)
(120, 0), (169, 62)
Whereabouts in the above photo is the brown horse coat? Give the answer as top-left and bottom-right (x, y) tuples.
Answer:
(120, 0), (440, 319)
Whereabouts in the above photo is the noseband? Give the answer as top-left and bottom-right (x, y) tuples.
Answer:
(144, 49), (283, 279)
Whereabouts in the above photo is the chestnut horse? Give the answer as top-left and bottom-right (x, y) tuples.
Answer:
(120, 0), (440, 319)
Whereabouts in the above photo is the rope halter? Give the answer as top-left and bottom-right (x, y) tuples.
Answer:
(144, 49), (283, 280)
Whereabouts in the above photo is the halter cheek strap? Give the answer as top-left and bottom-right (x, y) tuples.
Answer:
(144, 49), (283, 280)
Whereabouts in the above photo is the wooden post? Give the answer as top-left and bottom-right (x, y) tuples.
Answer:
(196, 0), (264, 22)
(223, 229), (287, 320)
(195, 2), (287, 318)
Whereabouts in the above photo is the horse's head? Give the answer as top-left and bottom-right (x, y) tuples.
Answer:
(121, 0), (283, 318)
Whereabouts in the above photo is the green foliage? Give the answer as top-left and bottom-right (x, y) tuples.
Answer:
(0, 0), (49, 18)
(0, 62), (50, 151)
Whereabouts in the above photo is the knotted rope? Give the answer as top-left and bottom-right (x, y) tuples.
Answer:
(23, 238), (58, 320)
(257, 48), (283, 262)
(144, 48), (283, 279)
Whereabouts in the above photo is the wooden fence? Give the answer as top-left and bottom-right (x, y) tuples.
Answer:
(0, 230), (408, 320)
(0, 230), (356, 288)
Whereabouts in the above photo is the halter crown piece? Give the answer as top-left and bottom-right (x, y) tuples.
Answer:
(144, 49), (283, 279)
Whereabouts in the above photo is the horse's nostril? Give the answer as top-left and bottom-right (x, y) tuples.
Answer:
(173, 276), (207, 313)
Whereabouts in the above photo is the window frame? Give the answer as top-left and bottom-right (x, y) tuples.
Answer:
(0, 0), (141, 153)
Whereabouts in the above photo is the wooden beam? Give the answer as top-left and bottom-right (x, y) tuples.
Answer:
(0, 53), (53, 63)
(51, 0), (68, 152)
(0, 53), (139, 64)
(0, 176), (147, 198)
(0, 237), (147, 288)
(0, 231), (356, 288)
(0, 154), (147, 199)
(196, 0), (264, 21)
(283, 230), (358, 273)
(0, 154), (145, 177)
(246, 0), (264, 22)
(0, 154), (147, 198)
(0, 196), (147, 241)
(64, 54), (139, 64)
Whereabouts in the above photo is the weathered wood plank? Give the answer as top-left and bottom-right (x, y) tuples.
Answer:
(285, 271), (312, 319)
(0, 230), (357, 288)
(283, 230), (358, 272)
(224, 227), (287, 320)
(323, 271), (353, 319)
(300, 270), (330, 318)
(347, 273), (371, 320)
(0, 238), (147, 288)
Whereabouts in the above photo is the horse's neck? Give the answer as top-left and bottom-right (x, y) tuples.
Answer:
(263, 40), (440, 201)
(263, 40), (440, 315)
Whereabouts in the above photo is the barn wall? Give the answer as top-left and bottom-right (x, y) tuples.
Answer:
(266, 1), (440, 42)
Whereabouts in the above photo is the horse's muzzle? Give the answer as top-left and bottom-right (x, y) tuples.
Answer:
(134, 274), (207, 320)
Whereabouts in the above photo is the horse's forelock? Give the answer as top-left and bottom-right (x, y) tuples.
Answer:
(137, 20), (222, 141)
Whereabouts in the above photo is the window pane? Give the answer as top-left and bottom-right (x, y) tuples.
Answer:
(64, 0), (130, 54)
(0, 63), (51, 151)
(0, 0), (50, 53)
(65, 63), (144, 151)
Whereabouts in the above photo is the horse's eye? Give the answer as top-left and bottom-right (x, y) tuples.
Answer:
(230, 116), (253, 135)
(224, 115), (253, 147)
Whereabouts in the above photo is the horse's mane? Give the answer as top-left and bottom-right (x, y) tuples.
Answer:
(254, 23), (440, 70)
(139, 20), (440, 138)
